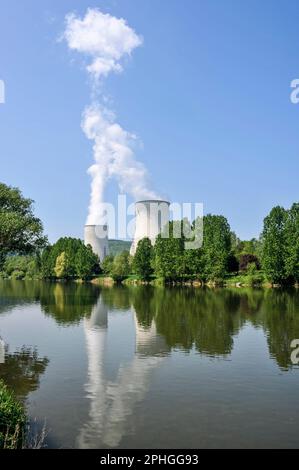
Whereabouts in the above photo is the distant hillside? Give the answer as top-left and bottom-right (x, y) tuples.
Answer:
(108, 239), (132, 256)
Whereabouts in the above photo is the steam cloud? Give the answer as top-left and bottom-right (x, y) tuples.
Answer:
(63, 8), (159, 224)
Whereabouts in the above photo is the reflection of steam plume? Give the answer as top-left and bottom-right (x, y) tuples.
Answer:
(78, 298), (169, 448)
(103, 313), (168, 447)
(63, 9), (159, 225)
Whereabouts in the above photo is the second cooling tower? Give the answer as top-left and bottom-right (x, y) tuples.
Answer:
(130, 200), (170, 255)
(84, 225), (109, 262)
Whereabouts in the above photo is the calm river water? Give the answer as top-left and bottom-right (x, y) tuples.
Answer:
(0, 280), (299, 448)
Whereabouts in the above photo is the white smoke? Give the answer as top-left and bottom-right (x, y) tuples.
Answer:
(63, 8), (159, 224)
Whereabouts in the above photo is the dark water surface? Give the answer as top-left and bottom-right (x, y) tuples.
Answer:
(0, 280), (299, 448)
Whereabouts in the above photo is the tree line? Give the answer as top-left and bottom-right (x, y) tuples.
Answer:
(1, 182), (299, 285)
(102, 206), (299, 286)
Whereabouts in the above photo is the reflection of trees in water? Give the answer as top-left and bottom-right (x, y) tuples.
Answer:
(100, 286), (131, 311)
(1, 280), (299, 369)
(129, 287), (299, 368)
(0, 346), (49, 401)
(0, 280), (41, 314)
(131, 288), (244, 356)
(259, 289), (299, 370)
(161, 288), (243, 355)
(40, 282), (100, 325)
(130, 286), (157, 328)
(0, 280), (100, 325)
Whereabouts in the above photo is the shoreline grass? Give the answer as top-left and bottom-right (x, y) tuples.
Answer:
(0, 379), (26, 449)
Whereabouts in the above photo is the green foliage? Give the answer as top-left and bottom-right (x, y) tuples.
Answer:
(261, 206), (287, 284)
(0, 346), (49, 401)
(153, 221), (185, 281)
(284, 203), (299, 282)
(40, 237), (100, 280)
(26, 258), (40, 279)
(111, 251), (131, 282)
(40, 282), (100, 325)
(239, 253), (260, 272)
(202, 214), (232, 281)
(0, 183), (47, 265)
(101, 254), (115, 276)
(133, 237), (154, 280)
(54, 252), (70, 279)
(1, 255), (40, 280)
(245, 263), (264, 286)
(75, 244), (100, 280)
(0, 380), (26, 449)
(108, 239), (132, 256)
(11, 270), (25, 280)
(231, 234), (261, 257)
(183, 247), (205, 279)
(1, 186), (298, 286)
(260, 203), (299, 284)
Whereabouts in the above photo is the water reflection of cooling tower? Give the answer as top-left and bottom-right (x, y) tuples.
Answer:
(85, 295), (108, 330)
(134, 312), (170, 357)
(79, 296), (108, 449)
(78, 297), (169, 448)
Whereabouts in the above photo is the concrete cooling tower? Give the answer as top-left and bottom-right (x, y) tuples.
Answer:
(130, 200), (170, 256)
(84, 225), (109, 262)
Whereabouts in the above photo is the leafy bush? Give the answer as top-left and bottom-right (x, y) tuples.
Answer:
(132, 238), (154, 280)
(2, 255), (40, 280)
(101, 254), (114, 276)
(11, 270), (25, 280)
(246, 270), (265, 286)
(0, 380), (26, 449)
(239, 254), (260, 272)
(111, 251), (131, 282)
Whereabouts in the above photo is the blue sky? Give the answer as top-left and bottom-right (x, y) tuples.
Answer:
(1, 0), (299, 242)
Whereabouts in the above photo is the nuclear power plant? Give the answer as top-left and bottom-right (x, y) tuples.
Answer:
(84, 199), (170, 261)
(84, 224), (109, 262)
(130, 199), (170, 255)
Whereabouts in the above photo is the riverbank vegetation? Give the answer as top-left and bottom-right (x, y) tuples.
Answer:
(100, 204), (299, 287)
(0, 380), (26, 449)
(1, 182), (299, 286)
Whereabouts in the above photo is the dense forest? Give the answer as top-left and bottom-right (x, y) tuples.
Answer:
(1, 182), (299, 286)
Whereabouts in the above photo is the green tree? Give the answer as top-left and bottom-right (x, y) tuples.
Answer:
(184, 246), (205, 279)
(111, 250), (131, 282)
(261, 206), (287, 284)
(40, 237), (99, 279)
(182, 217), (205, 280)
(241, 238), (261, 256)
(230, 231), (242, 254)
(2, 254), (40, 279)
(0, 183), (47, 267)
(101, 254), (115, 276)
(133, 237), (154, 280)
(202, 214), (231, 281)
(75, 244), (100, 280)
(40, 246), (53, 278)
(154, 221), (185, 281)
(54, 251), (71, 279)
(285, 203), (299, 283)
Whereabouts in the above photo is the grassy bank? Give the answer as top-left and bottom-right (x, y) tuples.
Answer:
(0, 380), (26, 449)
(93, 272), (276, 288)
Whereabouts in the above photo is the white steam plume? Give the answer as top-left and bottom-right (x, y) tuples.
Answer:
(63, 8), (159, 224)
